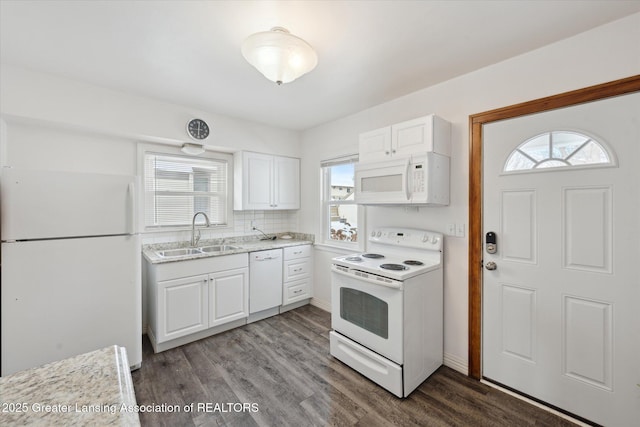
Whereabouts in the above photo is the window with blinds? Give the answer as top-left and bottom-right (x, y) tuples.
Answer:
(144, 153), (230, 228)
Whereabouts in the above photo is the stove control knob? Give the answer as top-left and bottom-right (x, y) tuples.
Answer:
(430, 236), (439, 244)
(422, 234), (429, 242)
(376, 231), (382, 237)
(370, 231), (376, 237)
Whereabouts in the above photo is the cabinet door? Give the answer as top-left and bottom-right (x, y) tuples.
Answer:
(392, 115), (434, 158)
(209, 268), (249, 327)
(157, 275), (208, 342)
(243, 152), (273, 209)
(359, 126), (392, 163)
(273, 156), (300, 209)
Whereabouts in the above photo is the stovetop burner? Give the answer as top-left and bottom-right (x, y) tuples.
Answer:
(380, 263), (409, 271)
(362, 253), (385, 259)
(403, 260), (424, 266)
(345, 256), (363, 262)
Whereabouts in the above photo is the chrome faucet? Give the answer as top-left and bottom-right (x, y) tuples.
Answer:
(191, 211), (210, 247)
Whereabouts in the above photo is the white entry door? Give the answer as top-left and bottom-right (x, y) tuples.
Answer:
(482, 92), (639, 426)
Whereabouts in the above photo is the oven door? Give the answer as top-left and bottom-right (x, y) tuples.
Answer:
(331, 269), (403, 364)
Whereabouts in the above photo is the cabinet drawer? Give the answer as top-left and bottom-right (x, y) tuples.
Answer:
(284, 245), (311, 260)
(284, 278), (311, 304)
(284, 258), (310, 281)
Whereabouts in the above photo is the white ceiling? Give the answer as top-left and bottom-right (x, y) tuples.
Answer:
(1, 1), (639, 131)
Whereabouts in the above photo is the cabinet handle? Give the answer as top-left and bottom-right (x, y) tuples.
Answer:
(293, 289), (302, 294)
(293, 268), (302, 272)
(385, 151), (390, 155)
(392, 149), (396, 154)
(293, 251), (302, 255)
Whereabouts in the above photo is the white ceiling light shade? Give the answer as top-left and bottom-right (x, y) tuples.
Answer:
(181, 143), (205, 156)
(241, 27), (318, 85)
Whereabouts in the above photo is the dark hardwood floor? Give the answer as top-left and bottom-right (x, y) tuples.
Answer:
(132, 305), (576, 426)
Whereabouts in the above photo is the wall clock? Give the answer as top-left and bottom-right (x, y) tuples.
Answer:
(187, 118), (210, 140)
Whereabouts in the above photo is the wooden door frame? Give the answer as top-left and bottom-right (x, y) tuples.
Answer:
(468, 74), (640, 380)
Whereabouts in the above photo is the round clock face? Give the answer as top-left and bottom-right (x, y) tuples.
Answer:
(187, 119), (210, 140)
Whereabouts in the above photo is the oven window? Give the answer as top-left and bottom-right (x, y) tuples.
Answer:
(340, 288), (388, 339)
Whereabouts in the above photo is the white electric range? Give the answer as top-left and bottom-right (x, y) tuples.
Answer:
(330, 227), (444, 398)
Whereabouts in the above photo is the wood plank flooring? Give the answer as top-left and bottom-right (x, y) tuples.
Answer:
(132, 305), (576, 426)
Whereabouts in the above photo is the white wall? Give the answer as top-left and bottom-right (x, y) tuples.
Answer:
(0, 64), (303, 243)
(299, 13), (640, 373)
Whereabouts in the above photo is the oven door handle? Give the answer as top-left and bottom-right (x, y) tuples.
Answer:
(332, 266), (402, 289)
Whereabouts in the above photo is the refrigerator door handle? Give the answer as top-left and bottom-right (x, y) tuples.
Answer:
(127, 181), (136, 235)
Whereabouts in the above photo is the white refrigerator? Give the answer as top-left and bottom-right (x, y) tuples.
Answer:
(1, 168), (142, 376)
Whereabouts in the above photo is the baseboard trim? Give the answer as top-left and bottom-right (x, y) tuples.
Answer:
(310, 297), (331, 312)
(443, 352), (468, 375)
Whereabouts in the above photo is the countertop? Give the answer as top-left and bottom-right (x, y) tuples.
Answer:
(0, 345), (140, 426)
(142, 232), (314, 264)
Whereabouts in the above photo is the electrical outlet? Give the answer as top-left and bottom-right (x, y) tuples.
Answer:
(446, 223), (456, 236)
(456, 223), (465, 237)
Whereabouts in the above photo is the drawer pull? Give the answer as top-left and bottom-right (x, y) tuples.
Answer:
(293, 289), (303, 294)
(293, 268), (303, 272)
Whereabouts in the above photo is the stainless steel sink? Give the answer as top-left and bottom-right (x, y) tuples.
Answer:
(156, 248), (203, 257)
(199, 245), (240, 253)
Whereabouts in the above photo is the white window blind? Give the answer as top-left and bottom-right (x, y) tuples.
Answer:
(144, 153), (229, 228)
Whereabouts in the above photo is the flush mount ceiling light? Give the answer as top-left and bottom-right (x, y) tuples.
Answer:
(181, 143), (205, 156)
(241, 27), (318, 85)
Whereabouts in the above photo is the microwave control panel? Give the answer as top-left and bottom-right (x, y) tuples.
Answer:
(412, 164), (425, 193)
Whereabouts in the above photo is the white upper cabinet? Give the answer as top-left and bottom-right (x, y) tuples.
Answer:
(358, 127), (393, 163)
(234, 152), (300, 210)
(359, 114), (451, 163)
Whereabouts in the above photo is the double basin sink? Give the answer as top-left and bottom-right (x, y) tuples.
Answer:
(156, 245), (241, 258)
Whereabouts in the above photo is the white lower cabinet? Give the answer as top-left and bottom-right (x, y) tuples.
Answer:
(146, 245), (313, 352)
(147, 253), (249, 352)
(157, 274), (209, 342)
(282, 245), (313, 306)
(209, 268), (249, 327)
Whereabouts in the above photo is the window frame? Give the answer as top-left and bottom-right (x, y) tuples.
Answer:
(320, 154), (363, 250)
(137, 143), (234, 233)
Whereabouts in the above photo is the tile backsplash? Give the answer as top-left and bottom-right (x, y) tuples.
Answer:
(141, 210), (300, 245)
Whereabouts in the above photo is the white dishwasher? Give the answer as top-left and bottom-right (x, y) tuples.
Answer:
(248, 248), (283, 323)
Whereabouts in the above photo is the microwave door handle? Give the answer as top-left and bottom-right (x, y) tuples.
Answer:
(405, 158), (411, 201)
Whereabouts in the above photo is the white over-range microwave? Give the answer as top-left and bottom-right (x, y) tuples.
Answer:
(354, 152), (449, 205)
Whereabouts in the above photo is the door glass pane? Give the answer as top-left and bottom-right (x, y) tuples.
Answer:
(519, 134), (549, 161)
(567, 140), (610, 165)
(551, 131), (588, 159)
(340, 288), (388, 338)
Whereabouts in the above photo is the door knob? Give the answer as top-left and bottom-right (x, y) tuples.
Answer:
(485, 261), (497, 271)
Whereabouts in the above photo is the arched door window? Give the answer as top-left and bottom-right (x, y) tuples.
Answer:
(504, 131), (614, 172)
